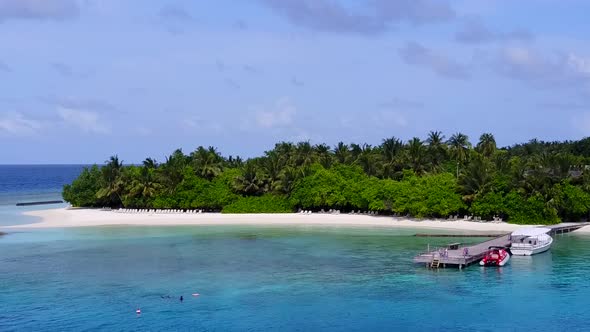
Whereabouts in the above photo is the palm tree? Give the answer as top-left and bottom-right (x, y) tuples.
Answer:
(96, 155), (124, 206)
(127, 166), (162, 206)
(314, 143), (332, 168)
(447, 133), (472, 178)
(273, 141), (295, 166)
(476, 133), (497, 158)
(227, 155), (244, 168)
(349, 143), (362, 164)
(334, 142), (350, 164)
(260, 152), (284, 193)
(426, 131), (445, 146)
(355, 144), (378, 176)
(547, 153), (576, 181)
(459, 154), (494, 201)
(142, 158), (158, 169)
(524, 138), (543, 156)
(380, 137), (403, 179)
(190, 146), (224, 180)
(426, 131), (447, 172)
(294, 141), (316, 168)
(276, 166), (299, 195)
(160, 149), (187, 189)
(406, 137), (426, 174)
(234, 162), (264, 195)
(492, 150), (511, 174)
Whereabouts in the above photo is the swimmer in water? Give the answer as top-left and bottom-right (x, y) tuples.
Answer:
(180, 295), (184, 302)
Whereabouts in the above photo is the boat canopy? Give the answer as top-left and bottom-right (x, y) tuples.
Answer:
(511, 227), (551, 237)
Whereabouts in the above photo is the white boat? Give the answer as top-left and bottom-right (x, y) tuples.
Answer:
(510, 227), (553, 256)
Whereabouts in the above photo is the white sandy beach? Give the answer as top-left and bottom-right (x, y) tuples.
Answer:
(6, 208), (587, 233)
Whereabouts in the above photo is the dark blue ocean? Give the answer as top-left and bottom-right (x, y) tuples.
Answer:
(0, 165), (86, 226)
(0, 165), (86, 200)
(1, 166), (590, 331)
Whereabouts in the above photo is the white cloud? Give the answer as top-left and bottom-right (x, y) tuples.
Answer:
(399, 41), (470, 79)
(57, 107), (110, 134)
(373, 111), (409, 128)
(260, 0), (455, 34)
(567, 54), (590, 76)
(182, 116), (223, 134)
(455, 17), (533, 44)
(0, 0), (79, 22)
(0, 112), (42, 136)
(254, 98), (297, 129)
(41, 96), (118, 112)
(492, 46), (590, 88)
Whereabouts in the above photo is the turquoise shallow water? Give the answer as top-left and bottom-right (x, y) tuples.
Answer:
(1, 225), (590, 331)
(2, 166), (590, 331)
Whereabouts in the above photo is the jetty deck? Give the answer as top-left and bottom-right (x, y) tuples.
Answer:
(546, 223), (590, 234)
(414, 222), (590, 269)
(16, 200), (63, 206)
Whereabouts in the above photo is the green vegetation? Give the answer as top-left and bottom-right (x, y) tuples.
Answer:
(222, 195), (293, 214)
(62, 133), (590, 224)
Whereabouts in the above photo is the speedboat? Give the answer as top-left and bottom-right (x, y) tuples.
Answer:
(479, 246), (511, 266)
(510, 227), (553, 256)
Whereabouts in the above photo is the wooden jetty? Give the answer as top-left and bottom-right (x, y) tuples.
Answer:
(16, 200), (63, 207)
(415, 233), (503, 238)
(546, 223), (590, 235)
(414, 222), (590, 269)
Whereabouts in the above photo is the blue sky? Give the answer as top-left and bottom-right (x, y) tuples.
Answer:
(1, 0), (590, 164)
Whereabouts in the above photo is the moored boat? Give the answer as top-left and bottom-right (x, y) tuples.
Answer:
(510, 228), (553, 256)
(479, 246), (511, 266)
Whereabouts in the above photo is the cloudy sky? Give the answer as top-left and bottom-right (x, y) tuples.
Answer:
(1, 0), (590, 164)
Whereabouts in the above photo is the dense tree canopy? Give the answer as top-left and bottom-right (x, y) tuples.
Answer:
(63, 133), (590, 224)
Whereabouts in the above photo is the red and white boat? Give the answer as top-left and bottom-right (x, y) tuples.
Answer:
(479, 246), (511, 267)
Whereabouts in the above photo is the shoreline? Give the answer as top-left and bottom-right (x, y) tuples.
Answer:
(6, 208), (589, 233)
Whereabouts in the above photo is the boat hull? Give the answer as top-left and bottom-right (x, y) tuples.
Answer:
(511, 237), (553, 256)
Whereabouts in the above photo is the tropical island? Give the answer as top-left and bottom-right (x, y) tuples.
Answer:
(62, 132), (590, 225)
